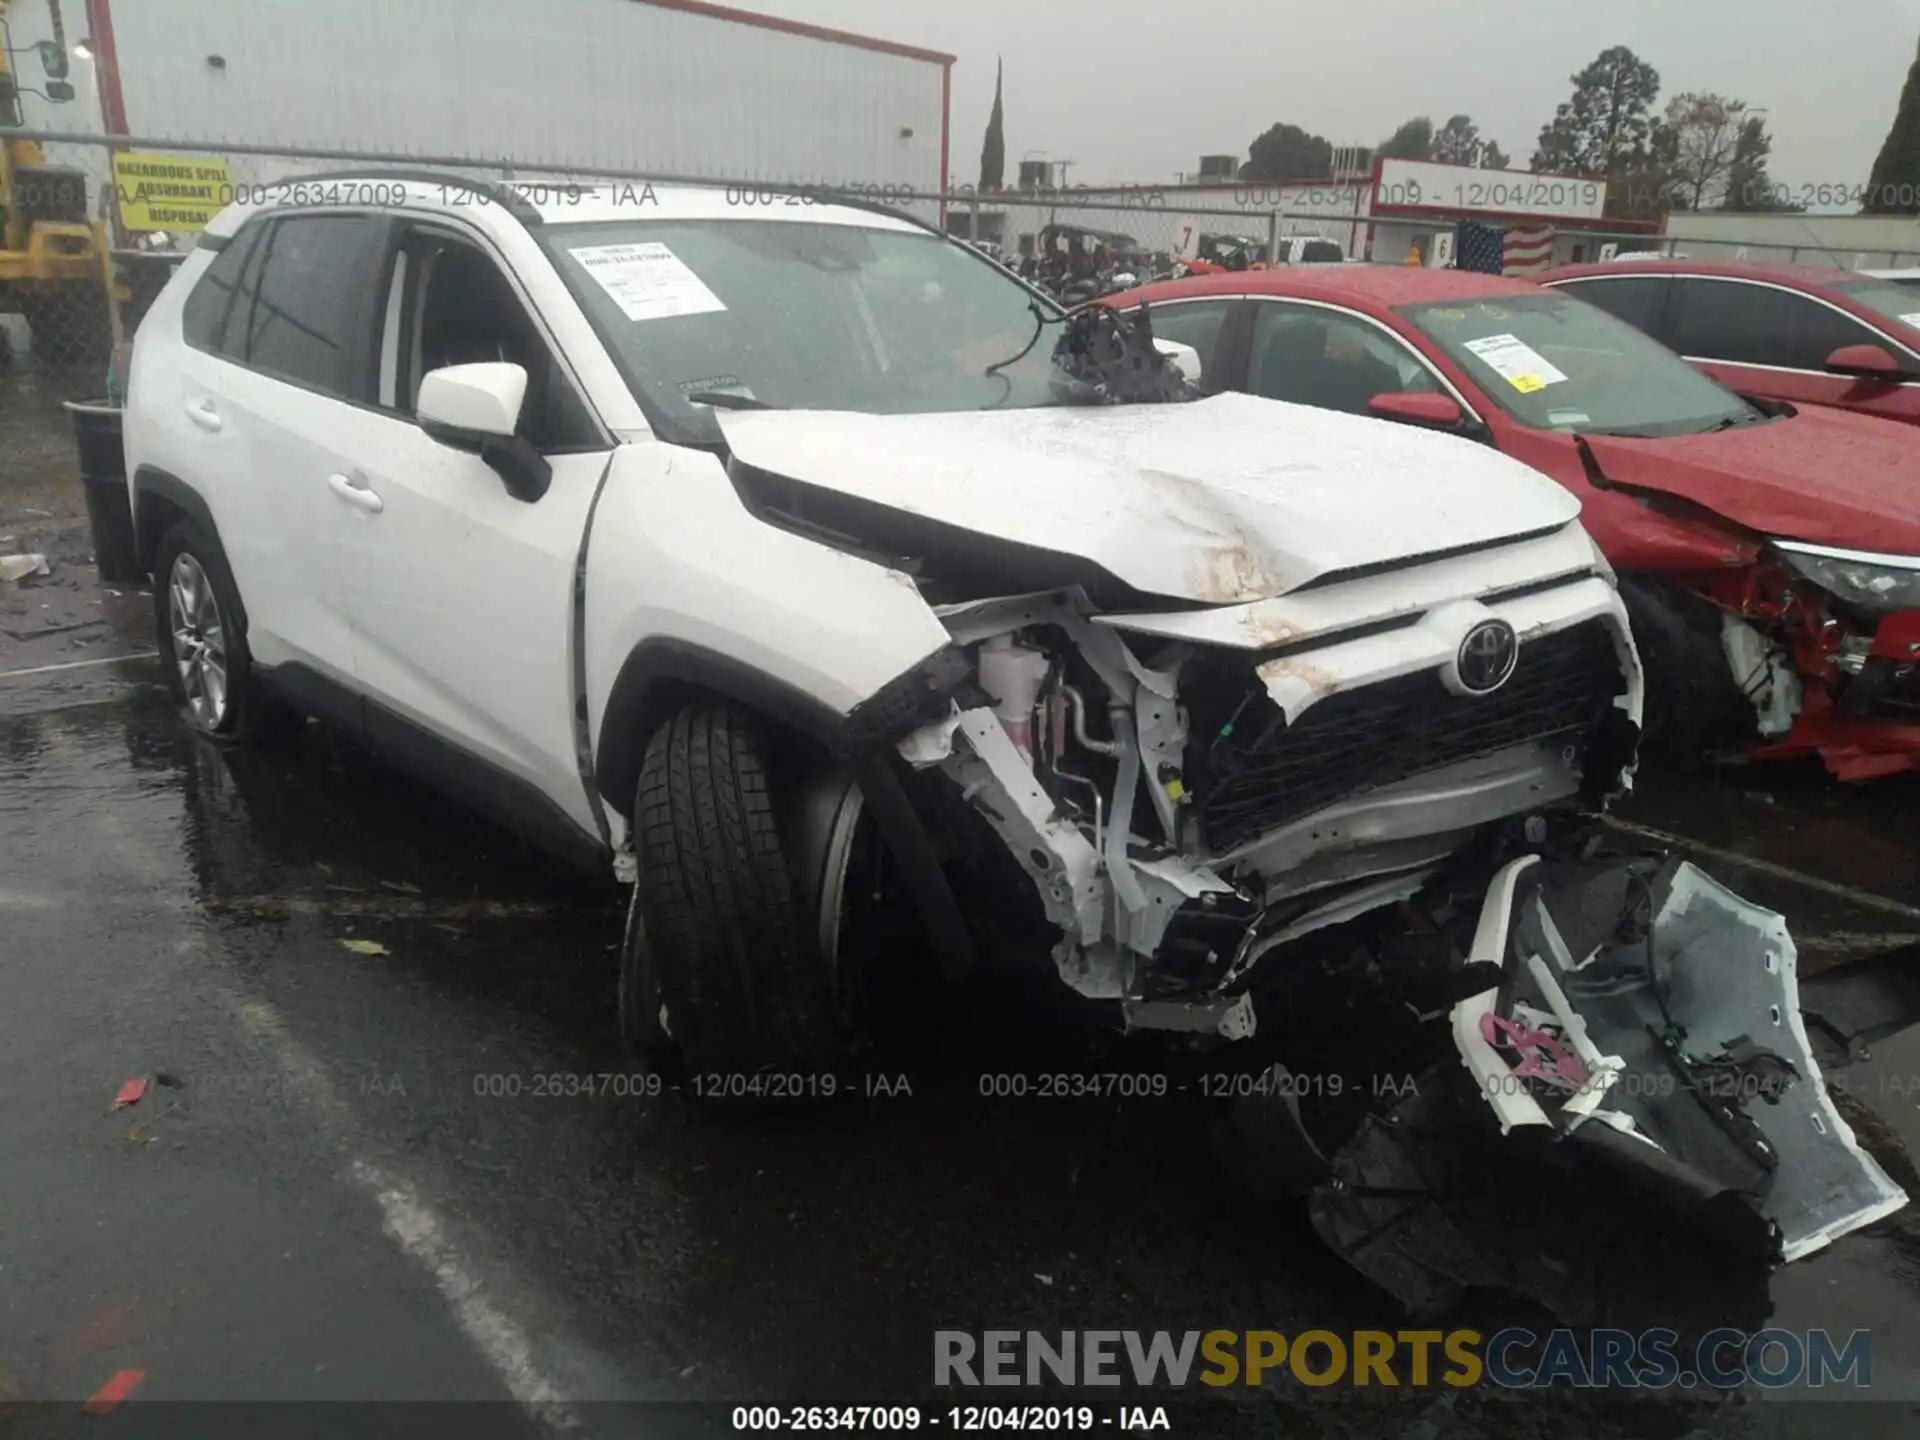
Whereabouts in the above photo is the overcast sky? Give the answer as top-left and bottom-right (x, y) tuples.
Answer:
(753, 0), (1920, 196)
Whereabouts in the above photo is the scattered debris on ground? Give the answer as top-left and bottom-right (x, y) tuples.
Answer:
(80, 1368), (145, 1415)
(111, 1077), (149, 1111)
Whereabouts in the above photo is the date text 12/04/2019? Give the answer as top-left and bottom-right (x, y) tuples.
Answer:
(731, 1406), (1172, 1431)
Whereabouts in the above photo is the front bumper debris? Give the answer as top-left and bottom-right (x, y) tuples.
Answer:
(1311, 855), (1906, 1316)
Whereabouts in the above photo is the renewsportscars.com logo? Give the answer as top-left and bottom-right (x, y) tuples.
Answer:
(934, 1328), (1872, 1391)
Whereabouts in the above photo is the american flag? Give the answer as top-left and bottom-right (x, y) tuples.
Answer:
(1455, 221), (1557, 276)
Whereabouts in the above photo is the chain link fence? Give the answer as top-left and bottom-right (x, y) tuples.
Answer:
(8, 128), (1914, 392)
(941, 182), (1373, 275)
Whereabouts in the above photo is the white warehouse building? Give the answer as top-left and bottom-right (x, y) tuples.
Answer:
(10, 0), (954, 193)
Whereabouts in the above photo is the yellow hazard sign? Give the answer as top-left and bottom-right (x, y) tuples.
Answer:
(113, 153), (234, 233)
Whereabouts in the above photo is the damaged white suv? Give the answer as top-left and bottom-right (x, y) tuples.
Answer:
(122, 174), (1902, 1295)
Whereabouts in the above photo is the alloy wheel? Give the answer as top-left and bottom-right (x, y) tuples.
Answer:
(167, 551), (230, 729)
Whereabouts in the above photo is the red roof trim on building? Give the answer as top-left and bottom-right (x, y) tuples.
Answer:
(938, 62), (951, 223)
(630, 0), (955, 66)
(1047, 177), (1369, 198)
(1370, 200), (1658, 232)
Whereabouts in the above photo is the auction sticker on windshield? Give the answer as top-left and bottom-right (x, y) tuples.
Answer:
(1463, 333), (1568, 394)
(569, 242), (726, 321)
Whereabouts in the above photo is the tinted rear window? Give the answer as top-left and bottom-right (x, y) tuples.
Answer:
(1668, 278), (1882, 370)
(1552, 276), (1667, 336)
(240, 215), (379, 397)
(181, 225), (262, 353)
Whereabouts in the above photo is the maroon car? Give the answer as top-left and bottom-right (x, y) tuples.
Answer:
(1539, 259), (1920, 429)
(1100, 266), (1920, 780)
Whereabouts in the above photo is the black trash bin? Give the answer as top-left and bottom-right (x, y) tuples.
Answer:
(64, 400), (142, 584)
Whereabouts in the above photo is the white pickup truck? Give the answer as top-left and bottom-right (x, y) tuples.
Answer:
(120, 173), (1903, 1302)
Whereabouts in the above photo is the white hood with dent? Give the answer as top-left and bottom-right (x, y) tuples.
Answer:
(717, 392), (1580, 604)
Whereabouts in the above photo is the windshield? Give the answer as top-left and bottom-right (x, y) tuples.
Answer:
(1832, 280), (1920, 336)
(540, 218), (1064, 444)
(1397, 290), (1758, 437)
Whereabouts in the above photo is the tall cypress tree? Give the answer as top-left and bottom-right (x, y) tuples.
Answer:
(979, 59), (1005, 191)
(1866, 34), (1920, 214)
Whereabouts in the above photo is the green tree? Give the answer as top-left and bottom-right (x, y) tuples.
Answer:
(1612, 118), (1682, 221)
(1377, 117), (1433, 161)
(1723, 116), (1800, 211)
(1431, 114), (1511, 169)
(1663, 92), (1752, 210)
(1239, 122), (1335, 183)
(1865, 33), (1920, 214)
(1532, 46), (1662, 179)
(978, 58), (1005, 191)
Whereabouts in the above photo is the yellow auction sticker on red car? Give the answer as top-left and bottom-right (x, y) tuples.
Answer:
(1463, 332), (1568, 393)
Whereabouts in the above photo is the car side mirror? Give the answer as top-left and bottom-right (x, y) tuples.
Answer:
(1152, 338), (1203, 384)
(417, 362), (551, 503)
(1824, 343), (1915, 382)
(1368, 390), (1466, 430)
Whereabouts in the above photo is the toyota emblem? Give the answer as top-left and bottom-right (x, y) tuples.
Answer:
(1455, 619), (1519, 694)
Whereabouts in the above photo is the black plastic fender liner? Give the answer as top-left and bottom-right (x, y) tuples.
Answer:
(851, 753), (977, 985)
(1310, 1064), (1780, 1327)
(132, 466), (233, 604)
(1565, 1117), (1779, 1262)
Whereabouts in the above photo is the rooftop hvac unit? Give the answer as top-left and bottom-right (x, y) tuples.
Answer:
(1197, 155), (1237, 181)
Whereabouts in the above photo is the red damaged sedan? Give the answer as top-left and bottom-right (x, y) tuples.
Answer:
(1101, 267), (1920, 780)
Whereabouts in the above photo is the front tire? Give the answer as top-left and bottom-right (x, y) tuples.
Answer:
(152, 519), (289, 741)
(629, 704), (842, 1080)
(1617, 573), (1755, 769)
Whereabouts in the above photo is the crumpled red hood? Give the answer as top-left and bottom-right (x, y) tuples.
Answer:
(1579, 406), (1920, 556)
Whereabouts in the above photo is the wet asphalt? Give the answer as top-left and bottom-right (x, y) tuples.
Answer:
(5, 358), (1920, 1438)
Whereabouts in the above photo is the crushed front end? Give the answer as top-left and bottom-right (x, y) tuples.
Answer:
(882, 522), (1908, 1299)
(890, 520), (1641, 1027)
(1700, 543), (1920, 781)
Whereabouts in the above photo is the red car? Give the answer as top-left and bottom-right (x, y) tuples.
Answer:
(1539, 259), (1920, 429)
(1101, 267), (1920, 780)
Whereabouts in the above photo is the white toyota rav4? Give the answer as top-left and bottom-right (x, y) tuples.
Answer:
(122, 173), (1903, 1301)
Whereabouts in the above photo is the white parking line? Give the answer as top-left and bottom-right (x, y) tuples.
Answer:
(46, 724), (595, 1434)
(0, 651), (159, 680)
(233, 998), (581, 1432)
(1604, 817), (1920, 925)
(1799, 932), (1920, 958)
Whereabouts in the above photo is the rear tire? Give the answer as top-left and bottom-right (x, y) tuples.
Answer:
(152, 519), (297, 742)
(630, 704), (842, 1082)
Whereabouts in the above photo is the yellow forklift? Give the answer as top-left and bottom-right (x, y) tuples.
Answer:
(0, 0), (115, 363)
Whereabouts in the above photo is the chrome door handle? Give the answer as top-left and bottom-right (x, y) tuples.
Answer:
(185, 399), (223, 432)
(326, 472), (384, 514)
